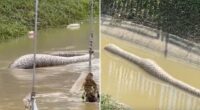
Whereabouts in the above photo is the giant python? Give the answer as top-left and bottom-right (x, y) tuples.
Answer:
(104, 44), (200, 97)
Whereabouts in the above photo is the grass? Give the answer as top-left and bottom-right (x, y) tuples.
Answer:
(101, 94), (133, 110)
(0, 0), (99, 43)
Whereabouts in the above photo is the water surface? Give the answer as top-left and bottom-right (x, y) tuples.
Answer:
(0, 23), (99, 110)
(101, 33), (200, 110)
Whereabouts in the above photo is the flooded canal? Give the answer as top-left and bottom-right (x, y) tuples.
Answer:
(0, 23), (99, 110)
(101, 33), (200, 109)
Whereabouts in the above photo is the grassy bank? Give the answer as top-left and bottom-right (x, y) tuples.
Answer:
(101, 95), (132, 110)
(0, 0), (99, 43)
(102, 0), (200, 43)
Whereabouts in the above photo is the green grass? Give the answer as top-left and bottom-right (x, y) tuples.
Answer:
(101, 94), (133, 110)
(0, 0), (99, 43)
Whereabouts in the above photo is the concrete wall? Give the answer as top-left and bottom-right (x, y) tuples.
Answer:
(101, 16), (200, 66)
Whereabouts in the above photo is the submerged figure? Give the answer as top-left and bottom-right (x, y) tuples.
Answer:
(82, 73), (99, 102)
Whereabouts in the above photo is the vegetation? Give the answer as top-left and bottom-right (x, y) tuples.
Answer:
(0, 0), (99, 43)
(102, 0), (200, 43)
(101, 95), (132, 110)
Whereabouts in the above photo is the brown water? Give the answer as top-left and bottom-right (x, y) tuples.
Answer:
(101, 33), (200, 110)
(0, 23), (99, 110)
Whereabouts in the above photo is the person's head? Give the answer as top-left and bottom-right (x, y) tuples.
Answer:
(86, 73), (93, 81)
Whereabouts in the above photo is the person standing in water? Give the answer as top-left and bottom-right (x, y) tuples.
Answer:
(82, 73), (99, 102)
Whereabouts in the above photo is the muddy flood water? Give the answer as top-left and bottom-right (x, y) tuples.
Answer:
(101, 33), (200, 110)
(0, 23), (99, 110)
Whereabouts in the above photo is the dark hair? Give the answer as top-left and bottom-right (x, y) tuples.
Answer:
(88, 73), (93, 76)
(85, 73), (93, 80)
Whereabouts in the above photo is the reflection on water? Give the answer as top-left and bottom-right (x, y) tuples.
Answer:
(101, 33), (200, 109)
(106, 60), (200, 109)
(0, 23), (99, 110)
